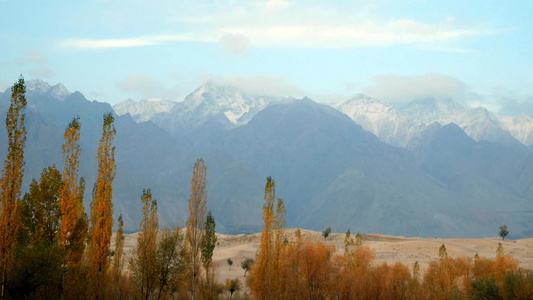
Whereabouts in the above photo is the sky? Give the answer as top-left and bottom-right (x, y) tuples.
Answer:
(1, 0), (532, 115)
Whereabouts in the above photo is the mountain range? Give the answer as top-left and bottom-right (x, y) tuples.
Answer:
(1, 79), (532, 238)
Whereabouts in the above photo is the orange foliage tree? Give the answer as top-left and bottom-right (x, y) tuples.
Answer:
(249, 176), (287, 299)
(88, 113), (116, 296)
(0, 76), (27, 299)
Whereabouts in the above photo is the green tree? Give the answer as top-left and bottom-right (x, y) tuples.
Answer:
(322, 226), (332, 240)
(19, 166), (62, 244)
(155, 227), (187, 300)
(0, 76), (27, 299)
(10, 166), (63, 298)
(187, 158), (207, 300)
(499, 224), (509, 240)
(241, 258), (254, 277)
(201, 211), (217, 285)
(227, 258), (233, 270)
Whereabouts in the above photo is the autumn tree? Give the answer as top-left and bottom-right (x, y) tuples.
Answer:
(108, 214), (129, 299)
(187, 158), (207, 300)
(225, 278), (240, 299)
(88, 113), (116, 297)
(130, 189), (158, 299)
(58, 117), (88, 297)
(249, 176), (286, 298)
(0, 76), (27, 299)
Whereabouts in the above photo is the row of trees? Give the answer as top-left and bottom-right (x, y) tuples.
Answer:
(0, 76), (226, 299)
(0, 76), (119, 298)
(1, 76), (531, 299)
(249, 177), (533, 300)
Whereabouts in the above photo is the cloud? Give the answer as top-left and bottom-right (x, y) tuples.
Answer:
(116, 73), (184, 100)
(117, 73), (165, 98)
(257, 0), (293, 10)
(60, 34), (215, 50)
(198, 74), (305, 98)
(29, 67), (56, 79)
(15, 51), (55, 79)
(18, 50), (47, 64)
(59, 2), (501, 51)
(363, 73), (468, 102)
(219, 33), (250, 57)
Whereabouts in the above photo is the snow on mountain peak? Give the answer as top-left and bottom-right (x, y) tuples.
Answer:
(113, 98), (177, 122)
(48, 83), (70, 100)
(26, 79), (51, 94)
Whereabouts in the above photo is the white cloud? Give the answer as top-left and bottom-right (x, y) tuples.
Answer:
(60, 34), (216, 50)
(59, 2), (501, 51)
(116, 73), (182, 100)
(198, 74), (305, 98)
(29, 67), (56, 79)
(219, 33), (250, 57)
(363, 73), (468, 103)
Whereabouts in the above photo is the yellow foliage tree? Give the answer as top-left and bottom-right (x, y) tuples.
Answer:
(88, 113), (116, 297)
(0, 76), (27, 299)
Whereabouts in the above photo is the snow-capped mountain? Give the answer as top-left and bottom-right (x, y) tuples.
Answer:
(499, 114), (533, 147)
(26, 79), (71, 100)
(335, 96), (523, 147)
(113, 82), (282, 135)
(113, 98), (176, 123)
(334, 94), (420, 147)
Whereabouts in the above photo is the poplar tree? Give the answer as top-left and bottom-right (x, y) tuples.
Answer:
(250, 176), (286, 299)
(59, 117), (83, 252)
(58, 117), (87, 298)
(0, 76), (27, 299)
(201, 210), (217, 294)
(187, 158), (207, 300)
(130, 189), (158, 299)
(88, 113), (116, 296)
(113, 214), (125, 280)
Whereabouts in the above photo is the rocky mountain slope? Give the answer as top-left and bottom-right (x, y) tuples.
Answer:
(1, 80), (532, 238)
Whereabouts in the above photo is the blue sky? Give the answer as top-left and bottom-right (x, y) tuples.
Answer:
(1, 0), (532, 114)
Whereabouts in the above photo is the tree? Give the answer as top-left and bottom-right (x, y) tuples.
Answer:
(110, 214), (127, 299)
(201, 211), (217, 288)
(88, 113), (116, 296)
(130, 189), (158, 299)
(241, 258), (254, 277)
(0, 76), (27, 299)
(249, 176), (286, 298)
(19, 166), (63, 245)
(130, 189), (187, 300)
(10, 166), (63, 298)
(186, 158), (207, 300)
(499, 224), (509, 240)
(113, 214), (125, 280)
(225, 278), (240, 299)
(227, 258), (233, 270)
(154, 227), (187, 300)
(58, 117), (87, 298)
(322, 226), (332, 240)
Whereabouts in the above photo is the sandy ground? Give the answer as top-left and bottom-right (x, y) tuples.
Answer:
(115, 228), (533, 287)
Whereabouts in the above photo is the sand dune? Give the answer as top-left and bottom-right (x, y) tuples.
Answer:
(115, 228), (533, 285)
